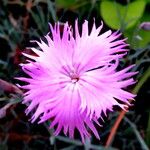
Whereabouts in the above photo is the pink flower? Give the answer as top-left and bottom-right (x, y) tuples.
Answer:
(18, 20), (136, 141)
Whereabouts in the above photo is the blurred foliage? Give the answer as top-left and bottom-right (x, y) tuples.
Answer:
(100, 0), (150, 48)
(100, 1), (146, 30)
(56, 0), (76, 8)
(0, 0), (150, 150)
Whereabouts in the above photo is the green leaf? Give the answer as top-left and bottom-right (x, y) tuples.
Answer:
(138, 10), (150, 47)
(138, 30), (150, 47)
(47, 0), (57, 21)
(124, 26), (150, 48)
(145, 0), (150, 4)
(100, 1), (122, 29)
(124, 10), (150, 48)
(56, 0), (76, 8)
(100, 1), (146, 30)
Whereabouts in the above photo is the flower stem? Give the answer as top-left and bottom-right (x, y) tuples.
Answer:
(105, 67), (150, 148)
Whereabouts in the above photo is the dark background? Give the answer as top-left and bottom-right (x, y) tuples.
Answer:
(0, 0), (150, 149)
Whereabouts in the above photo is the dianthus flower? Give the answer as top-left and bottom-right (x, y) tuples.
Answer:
(17, 20), (136, 141)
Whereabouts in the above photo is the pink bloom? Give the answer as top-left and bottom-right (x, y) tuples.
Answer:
(18, 20), (136, 141)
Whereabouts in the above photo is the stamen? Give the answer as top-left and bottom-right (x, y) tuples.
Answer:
(69, 71), (79, 83)
(71, 77), (79, 83)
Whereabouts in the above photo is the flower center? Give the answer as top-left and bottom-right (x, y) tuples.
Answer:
(70, 72), (79, 83)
